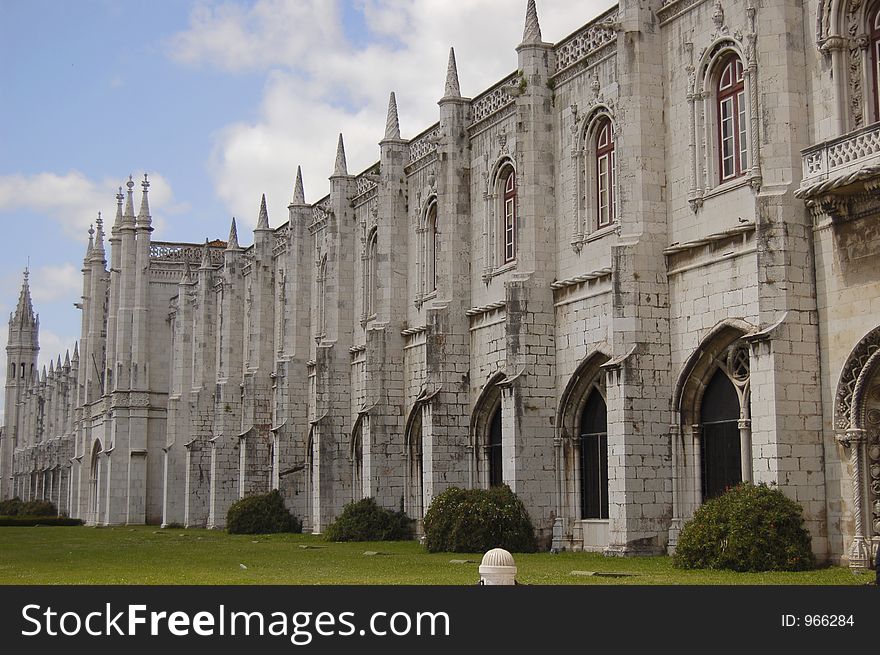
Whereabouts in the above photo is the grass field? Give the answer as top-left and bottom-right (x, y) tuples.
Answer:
(0, 526), (869, 585)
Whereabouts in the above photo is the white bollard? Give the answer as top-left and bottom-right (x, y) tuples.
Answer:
(479, 548), (517, 585)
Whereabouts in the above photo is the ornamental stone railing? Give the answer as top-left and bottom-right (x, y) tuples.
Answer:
(408, 123), (441, 163)
(801, 123), (880, 183)
(553, 8), (619, 72)
(150, 242), (225, 266)
(470, 74), (519, 126)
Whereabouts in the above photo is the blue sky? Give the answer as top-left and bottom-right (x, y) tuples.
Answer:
(0, 0), (614, 403)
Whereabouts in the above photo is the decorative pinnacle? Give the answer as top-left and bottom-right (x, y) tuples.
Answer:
(93, 212), (106, 257)
(64, 350), (70, 368)
(200, 238), (212, 269)
(12, 267), (35, 329)
(227, 217), (239, 250)
(292, 166), (306, 205)
(384, 91), (401, 140)
(114, 186), (124, 230)
(522, 0), (542, 44)
(87, 223), (95, 256)
(444, 47), (461, 98)
(137, 173), (152, 227)
(123, 175), (136, 222)
(333, 133), (348, 176)
(256, 193), (270, 230)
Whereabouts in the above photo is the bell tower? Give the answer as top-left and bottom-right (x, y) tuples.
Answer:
(1, 269), (40, 498)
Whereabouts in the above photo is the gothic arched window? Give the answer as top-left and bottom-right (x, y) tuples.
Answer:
(580, 388), (609, 519)
(500, 167), (517, 264)
(488, 405), (503, 487)
(595, 117), (615, 229)
(425, 201), (438, 294)
(700, 368), (742, 500)
(716, 53), (747, 182)
(316, 255), (327, 338)
(364, 229), (378, 318)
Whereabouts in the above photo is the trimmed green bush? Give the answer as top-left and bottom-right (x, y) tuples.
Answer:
(324, 498), (413, 542)
(423, 485), (537, 553)
(0, 517), (82, 527)
(0, 498), (23, 516)
(226, 490), (302, 534)
(0, 498), (58, 517)
(673, 482), (815, 572)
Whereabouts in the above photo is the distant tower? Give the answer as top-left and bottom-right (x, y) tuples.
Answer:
(1, 269), (40, 498)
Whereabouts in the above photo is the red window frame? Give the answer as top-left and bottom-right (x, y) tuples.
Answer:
(595, 118), (615, 228)
(501, 168), (516, 263)
(716, 54), (746, 182)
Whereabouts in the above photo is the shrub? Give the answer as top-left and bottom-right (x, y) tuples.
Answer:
(673, 482), (815, 572)
(0, 517), (82, 527)
(0, 497), (23, 516)
(324, 497), (413, 542)
(20, 500), (58, 517)
(0, 498), (59, 517)
(423, 485), (537, 553)
(226, 490), (302, 534)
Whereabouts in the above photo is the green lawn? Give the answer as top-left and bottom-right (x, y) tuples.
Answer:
(0, 526), (868, 585)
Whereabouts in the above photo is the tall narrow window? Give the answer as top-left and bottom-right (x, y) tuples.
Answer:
(316, 256), (327, 337)
(501, 168), (516, 263)
(717, 54), (746, 182)
(580, 389), (609, 519)
(365, 230), (378, 317)
(872, 3), (880, 120)
(488, 405), (503, 487)
(426, 201), (438, 293)
(595, 118), (615, 228)
(700, 368), (741, 501)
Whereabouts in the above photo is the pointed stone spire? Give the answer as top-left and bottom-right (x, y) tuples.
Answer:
(180, 259), (192, 285)
(114, 186), (124, 231)
(72, 341), (79, 364)
(444, 47), (461, 98)
(123, 175), (136, 225)
(226, 217), (240, 250)
(137, 173), (152, 227)
(12, 268), (35, 327)
(200, 238), (212, 270)
(64, 350), (71, 370)
(333, 133), (348, 176)
(48, 359), (55, 377)
(40, 365), (47, 384)
(56, 354), (62, 371)
(92, 213), (105, 259)
(522, 0), (542, 44)
(86, 224), (95, 258)
(384, 92), (401, 140)
(256, 194), (270, 230)
(291, 167), (306, 205)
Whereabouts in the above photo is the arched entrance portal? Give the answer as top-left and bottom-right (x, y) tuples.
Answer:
(580, 389), (609, 519)
(88, 440), (103, 525)
(488, 405), (503, 487)
(700, 369), (742, 500)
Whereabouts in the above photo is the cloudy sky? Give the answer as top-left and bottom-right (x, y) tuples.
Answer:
(0, 0), (614, 418)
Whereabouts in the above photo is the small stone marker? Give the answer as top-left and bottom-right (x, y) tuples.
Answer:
(479, 548), (517, 585)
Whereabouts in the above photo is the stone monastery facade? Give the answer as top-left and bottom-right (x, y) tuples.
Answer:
(2, 0), (880, 569)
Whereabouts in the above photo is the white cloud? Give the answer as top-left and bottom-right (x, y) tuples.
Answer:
(0, 170), (181, 241)
(169, 0), (616, 230)
(30, 264), (82, 304)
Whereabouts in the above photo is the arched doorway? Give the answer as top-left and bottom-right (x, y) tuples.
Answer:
(672, 321), (754, 541)
(699, 368), (742, 500)
(404, 403), (425, 518)
(351, 418), (363, 501)
(88, 439), (103, 525)
(488, 404), (503, 487)
(469, 371), (506, 489)
(580, 389), (609, 519)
